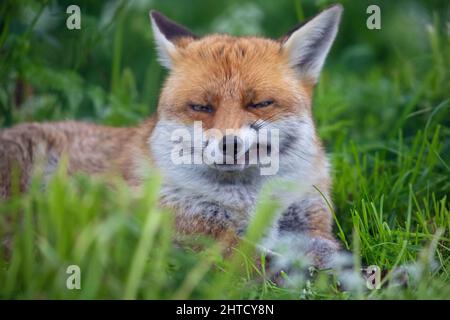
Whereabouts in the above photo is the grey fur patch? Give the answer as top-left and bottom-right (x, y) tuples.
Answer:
(44, 151), (60, 177)
(277, 200), (312, 233)
(306, 237), (339, 268)
(200, 202), (232, 225)
(198, 202), (248, 236)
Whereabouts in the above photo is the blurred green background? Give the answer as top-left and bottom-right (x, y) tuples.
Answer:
(0, 0), (449, 299)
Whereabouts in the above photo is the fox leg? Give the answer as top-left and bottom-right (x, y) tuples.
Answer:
(172, 202), (241, 254)
(0, 137), (33, 198)
(263, 196), (345, 271)
(0, 124), (61, 198)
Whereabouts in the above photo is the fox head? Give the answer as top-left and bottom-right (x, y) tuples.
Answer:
(148, 5), (342, 181)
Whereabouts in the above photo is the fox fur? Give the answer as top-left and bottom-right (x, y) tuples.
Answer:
(0, 5), (344, 269)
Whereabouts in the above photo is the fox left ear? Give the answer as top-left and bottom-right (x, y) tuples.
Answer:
(149, 10), (197, 69)
(281, 4), (343, 83)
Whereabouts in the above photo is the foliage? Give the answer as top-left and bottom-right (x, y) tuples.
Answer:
(0, 0), (449, 299)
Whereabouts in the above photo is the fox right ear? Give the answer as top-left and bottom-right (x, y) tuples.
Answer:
(281, 4), (343, 84)
(149, 11), (197, 69)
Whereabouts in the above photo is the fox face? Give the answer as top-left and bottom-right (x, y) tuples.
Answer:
(158, 35), (302, 130)
(148, 6), (342, 186)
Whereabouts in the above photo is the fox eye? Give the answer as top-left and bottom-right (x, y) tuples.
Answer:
(190, 104), (214, 113)
(247, 100), (274, 109)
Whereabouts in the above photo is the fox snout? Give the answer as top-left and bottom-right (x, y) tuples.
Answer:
(203, 126), (258, 169)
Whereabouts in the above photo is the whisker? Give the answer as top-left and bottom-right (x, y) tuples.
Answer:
(251, 114), (281, 130)
(282, 147), (314, 165)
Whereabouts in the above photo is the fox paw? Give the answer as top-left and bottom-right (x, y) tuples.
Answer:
(261, 234), (357, 287)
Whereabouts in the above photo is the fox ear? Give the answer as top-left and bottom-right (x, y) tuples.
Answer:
(281, 4), (343, 83)
(149, 10), (197, 69)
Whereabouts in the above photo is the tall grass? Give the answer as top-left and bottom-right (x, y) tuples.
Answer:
(0, 0), (449, 299)
(0, 147), (448, 299)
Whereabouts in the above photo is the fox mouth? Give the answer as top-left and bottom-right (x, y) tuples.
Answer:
(207, 142), (274, 172)
(212, 163), (249, 172)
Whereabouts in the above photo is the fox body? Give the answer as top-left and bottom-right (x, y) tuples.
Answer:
(0, 6), (344, 269)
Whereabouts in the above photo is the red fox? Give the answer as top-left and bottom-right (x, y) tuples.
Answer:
(0, 5), (344, 269)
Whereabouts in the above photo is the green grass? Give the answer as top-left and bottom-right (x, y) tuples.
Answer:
(0, 0), (449, 299)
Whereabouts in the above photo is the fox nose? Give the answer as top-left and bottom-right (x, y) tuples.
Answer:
(219, 135), (244, 162)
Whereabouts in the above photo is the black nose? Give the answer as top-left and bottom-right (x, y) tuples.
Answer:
(220, 135), (243, 162)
